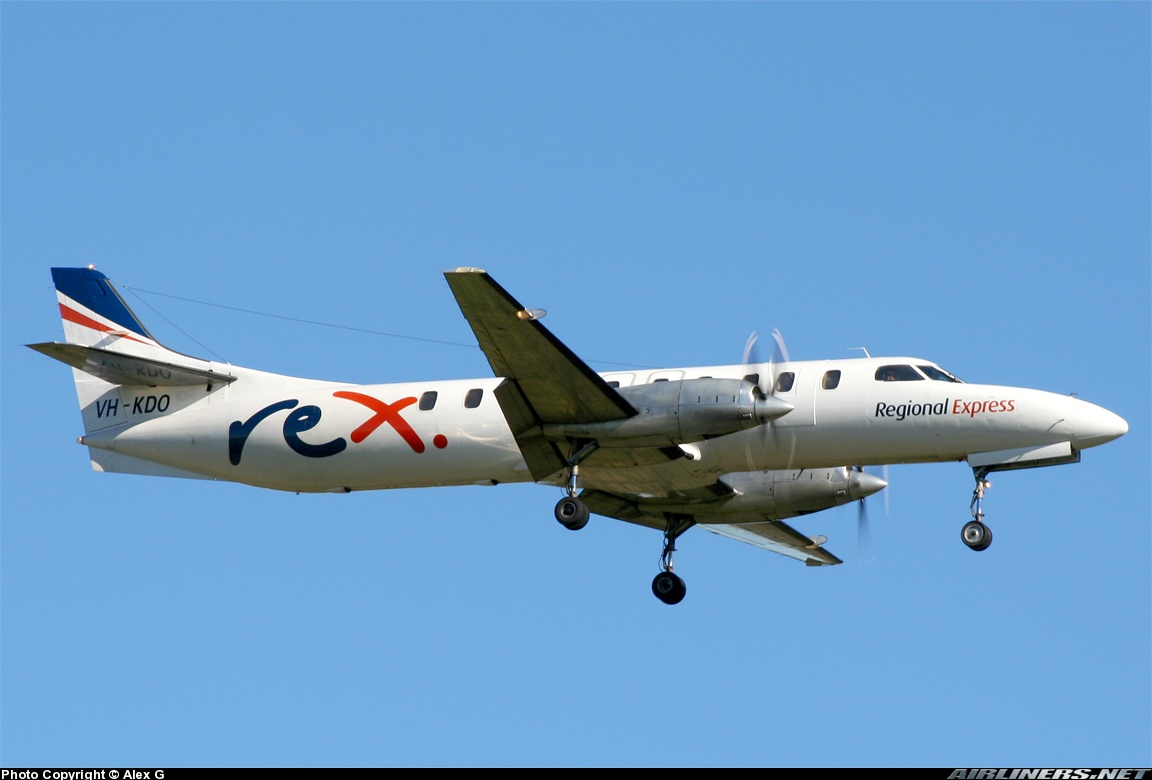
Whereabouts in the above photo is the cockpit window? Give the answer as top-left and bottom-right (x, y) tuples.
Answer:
(875, 365), (924, 382)
(774, 372), (795, 392)
(919, 365), (963, 383)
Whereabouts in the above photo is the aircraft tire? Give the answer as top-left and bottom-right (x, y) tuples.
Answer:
(554, 496), (589, 530)
(961, 520), (992, 551)
(652, 571), (686, 605)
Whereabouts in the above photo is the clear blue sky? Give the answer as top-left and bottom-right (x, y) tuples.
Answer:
(3, 2), (1148, 768)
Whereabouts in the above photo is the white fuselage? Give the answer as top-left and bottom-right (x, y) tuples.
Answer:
(77, 356), (1127, 494)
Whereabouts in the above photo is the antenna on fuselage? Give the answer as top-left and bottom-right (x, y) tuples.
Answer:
(849, 347), (871, 358)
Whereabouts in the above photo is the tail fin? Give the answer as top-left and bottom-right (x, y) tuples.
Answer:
(28, 266), (235, 389)
(28, 267), (238, 481)
(51, 266), (159, 348)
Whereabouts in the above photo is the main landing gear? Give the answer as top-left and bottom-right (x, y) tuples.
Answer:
(551, 440), (695, 604)
(652, 515), (695, 605)
(962, 467), (994, 552)
(553, 440), (596, 531)
(554, 494), (589, 530)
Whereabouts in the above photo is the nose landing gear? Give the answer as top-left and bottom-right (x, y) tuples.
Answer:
(963, 468), (993, 551)
(551, 440), (698, 604)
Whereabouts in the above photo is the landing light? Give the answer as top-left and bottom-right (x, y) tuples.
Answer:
(517, 308), (547, 321)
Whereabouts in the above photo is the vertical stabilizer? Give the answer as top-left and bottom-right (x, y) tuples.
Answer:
(52, 266), (159, 348)
(31, 267), (234, 444)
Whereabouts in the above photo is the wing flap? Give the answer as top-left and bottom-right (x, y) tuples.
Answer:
(580, 487), (843, 566)
(697, 522), (843, 566)
(492, 380), (567, 482)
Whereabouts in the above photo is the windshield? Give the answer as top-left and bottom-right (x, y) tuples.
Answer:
(918, 364), (963, 383)
(876, 365), (923, 382)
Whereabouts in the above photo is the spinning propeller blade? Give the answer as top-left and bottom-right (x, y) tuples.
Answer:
(740, 328), (798, 470)
(851, 465), (890, 563)
(742, 331), (768, 396)
(742, 328), (792, 397)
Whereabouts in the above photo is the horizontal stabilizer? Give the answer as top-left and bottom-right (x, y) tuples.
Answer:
(27, 342), (236, 387)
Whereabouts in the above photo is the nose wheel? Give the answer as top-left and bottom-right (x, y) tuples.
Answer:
(963, 468), (993, 551)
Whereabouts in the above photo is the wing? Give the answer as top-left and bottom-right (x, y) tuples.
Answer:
(696, 521), (843, 566)
(581, 487), (843, 567)
(444, 268), (842, 567)
(444, 267), (635, 422)
(447, 268), (684, 481)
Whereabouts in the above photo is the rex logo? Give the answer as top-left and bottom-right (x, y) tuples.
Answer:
(228, 391), (448, 466)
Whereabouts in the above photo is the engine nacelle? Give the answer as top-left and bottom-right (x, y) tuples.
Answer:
(719, 468), (879, 518)
(639, 467), (888, 522)
(541, 378), (792, 447)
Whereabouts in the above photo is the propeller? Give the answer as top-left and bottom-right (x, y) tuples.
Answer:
(744, 331), (887, 560)
(741, 329), (796, 469)
(742, 328), (791, 397)
(742, 332), (764, 392)
(850, 464), (889, 563)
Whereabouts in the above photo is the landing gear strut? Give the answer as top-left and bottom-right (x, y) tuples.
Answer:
(553, 439), (596, 531)
(651, 514), (695, 605)
(963, 467), (993, 551)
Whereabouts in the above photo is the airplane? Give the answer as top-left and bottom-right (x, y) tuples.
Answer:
(29, 266), (1128, 604)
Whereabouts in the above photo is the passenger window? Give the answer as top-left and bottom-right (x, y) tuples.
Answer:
(602, 373), (635, 388)
(419, 391), (438, 410)
(875, 365), (924, 382)
(774, 372), (795, 392)
(464, 388), (483, 408)
(653, 378), (669, 383)
(743, 373), (760, 386)
(822, 370), (841, 390)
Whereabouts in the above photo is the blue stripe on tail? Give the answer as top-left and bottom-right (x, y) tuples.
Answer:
(52, 267), (152, 339)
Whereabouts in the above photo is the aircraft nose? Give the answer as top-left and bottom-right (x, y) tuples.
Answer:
(1072, 400), (1128, 450)
(848, 469), (887, 501)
